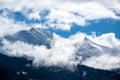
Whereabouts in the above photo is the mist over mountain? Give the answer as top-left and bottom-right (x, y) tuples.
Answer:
(0, 28), (120, 80)
(0, 28), (120, 69)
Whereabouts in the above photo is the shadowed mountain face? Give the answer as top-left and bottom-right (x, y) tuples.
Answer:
(4, 28), (53, 48)
(0, 53), (120, 80)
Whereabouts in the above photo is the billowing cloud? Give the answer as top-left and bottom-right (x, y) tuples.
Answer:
(0, 0), (120, 30)
(82, 54), (120, 70)
(1, 32), (120, 70)
(1, 33), (81, 70)
(0, 15), (30, 37)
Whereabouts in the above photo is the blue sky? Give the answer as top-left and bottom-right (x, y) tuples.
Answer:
(0, 9), (119, 39)
(0, 0), (120, 39)
(49, 19), (120, 38)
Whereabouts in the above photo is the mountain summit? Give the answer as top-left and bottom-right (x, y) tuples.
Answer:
(4, 28), (53, 48)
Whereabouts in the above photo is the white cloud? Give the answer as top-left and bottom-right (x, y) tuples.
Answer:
(82, 54), (120, 70)
(0, 15), (30, 37)
(54, 1), (119, 20)
(45, 8), (86, 30)
(0, 0), (120, 30)
(89, 33), (120, 48)
(1, 34), (80, 69)
(1, 32), (120, 70)
(27, 11), (41, 20)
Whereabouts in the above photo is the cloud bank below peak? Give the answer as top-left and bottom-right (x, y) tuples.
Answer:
(1, 31), (120, 70)
(0, 0), (120, 30)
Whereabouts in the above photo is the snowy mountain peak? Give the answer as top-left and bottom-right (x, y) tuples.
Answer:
(76, 37), (104, 57)
(3, 28), (53, 48)
(84, 37), (90, 42)
(30, 27), (37, 31)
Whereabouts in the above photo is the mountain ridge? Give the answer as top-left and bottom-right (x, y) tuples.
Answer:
(3, 28), (53, 48)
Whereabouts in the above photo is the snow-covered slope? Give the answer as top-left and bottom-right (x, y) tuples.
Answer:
(76, 37), (103, 57)
(3, 28), (53, 48)
(76, 37), (120, 57)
